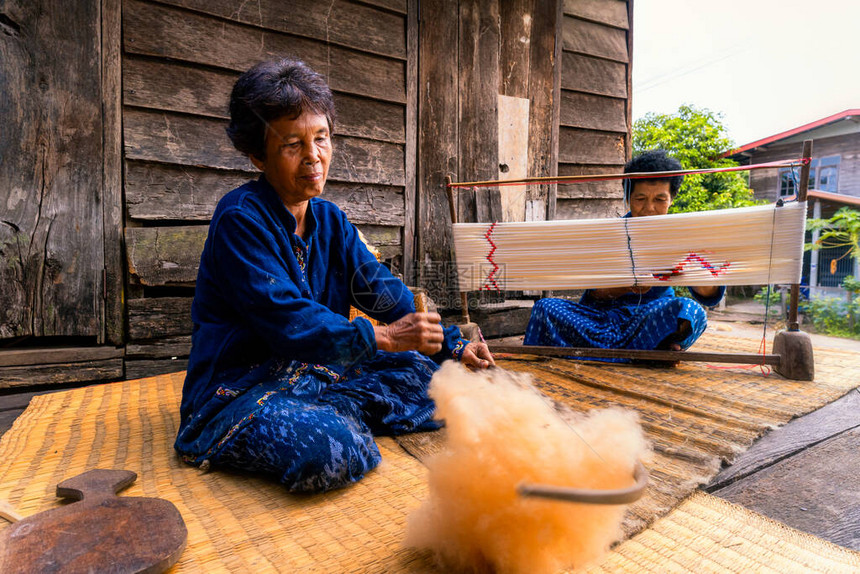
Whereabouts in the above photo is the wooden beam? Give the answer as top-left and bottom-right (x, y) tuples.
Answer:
(458, 0), (502, 224)
(0, 360), (124, 389)
(127, 297), (193, 340)
(789, 139), (813, 330)
(488, 344), (782, 366)
(417, 0), (458, 282)
(0, 347), (123, 368)
(625, 0), (634, 162)
(403, 0), (418, 284)
(102, 0), (123, 345)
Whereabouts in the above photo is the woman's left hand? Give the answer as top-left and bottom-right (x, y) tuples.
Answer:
(460, 342), (495, 370)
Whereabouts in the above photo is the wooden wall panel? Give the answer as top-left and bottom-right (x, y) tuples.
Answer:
(123, 0), (406, 104)
(124, 162), (252, 221)
(154, 0), (406, 59)
(556, 164), (625, 198)
(527, 0), (563, 220)
(561, 16), (628, 62)
(559, 91), (627, 132)
(556, 198), (624, 219)
(556, 3), (631, 216)
(356, 0), (407, 13)
(563, 0), (628, 28)
(499, 0), (533, 99)
(562, 52), (627, 97)
(123, 109), (406, 185)
(127, 297), (193, 340)
(558, 127), (626, 164)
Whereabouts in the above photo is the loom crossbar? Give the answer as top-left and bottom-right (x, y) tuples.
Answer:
(488, 344), (781, 366)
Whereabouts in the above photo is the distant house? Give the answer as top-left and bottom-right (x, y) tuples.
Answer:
(727, 109), (860, 297)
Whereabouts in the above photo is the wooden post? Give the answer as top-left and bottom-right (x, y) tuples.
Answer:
(774, 139), (815, 381)
(788, 139), (812, 331)
(445, 176), (471, 324)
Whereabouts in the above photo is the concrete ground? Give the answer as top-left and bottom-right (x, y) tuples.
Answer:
(705, 302), (860, 551)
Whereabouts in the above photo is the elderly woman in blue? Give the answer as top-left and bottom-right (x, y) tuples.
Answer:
(524, 150), (725, 359)
(175, 59), (494, 493)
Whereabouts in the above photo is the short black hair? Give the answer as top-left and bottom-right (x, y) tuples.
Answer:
(623, 150), (684, 199)
(226, 59), (336, 160)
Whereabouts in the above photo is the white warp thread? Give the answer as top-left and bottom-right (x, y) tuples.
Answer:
(452, 202), (806, 291)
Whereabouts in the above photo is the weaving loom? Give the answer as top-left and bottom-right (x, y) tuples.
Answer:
(447, 141), (816, 380)
(452, 202), (806, 291)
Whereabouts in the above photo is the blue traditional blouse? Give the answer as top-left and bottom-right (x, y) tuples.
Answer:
(179, 175), (464, 423)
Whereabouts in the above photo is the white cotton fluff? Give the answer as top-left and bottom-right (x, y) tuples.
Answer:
(405, 361), (650, 574)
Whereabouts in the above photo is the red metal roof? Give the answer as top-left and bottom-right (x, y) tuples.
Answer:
(726, 109), (860, 157)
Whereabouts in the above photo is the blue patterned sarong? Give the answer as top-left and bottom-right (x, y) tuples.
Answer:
(176, 351), (441, 492)
(523, 286), (724, 361)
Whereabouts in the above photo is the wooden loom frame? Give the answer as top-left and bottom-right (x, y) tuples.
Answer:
(446, 141), (816, 381)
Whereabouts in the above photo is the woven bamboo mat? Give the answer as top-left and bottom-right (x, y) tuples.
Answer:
(0, 373), (437, 573)
(583, 491), (860, 573)
(0, 332), (858, 572)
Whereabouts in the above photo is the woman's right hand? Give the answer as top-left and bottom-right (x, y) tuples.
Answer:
(374, 312), (444, 355)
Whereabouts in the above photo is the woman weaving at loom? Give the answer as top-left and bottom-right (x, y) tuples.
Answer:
(523, 150), (725, 358)
(175, 59), (494, 492)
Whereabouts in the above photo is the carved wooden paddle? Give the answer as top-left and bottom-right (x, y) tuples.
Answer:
(0, 469), (187, 573)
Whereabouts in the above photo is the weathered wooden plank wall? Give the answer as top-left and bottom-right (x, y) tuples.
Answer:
(0, 0), (105, 340)
(556, 0), (632, 220)
(417, 0), (563, 307)
(121, 0), (411, 377)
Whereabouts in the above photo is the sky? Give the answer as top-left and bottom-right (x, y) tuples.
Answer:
(632, 0), (860, 148)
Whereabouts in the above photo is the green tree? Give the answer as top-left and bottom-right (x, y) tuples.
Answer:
(633, 104), (759, 213)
